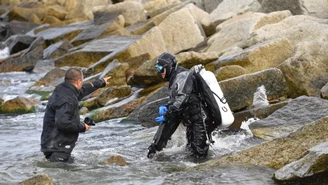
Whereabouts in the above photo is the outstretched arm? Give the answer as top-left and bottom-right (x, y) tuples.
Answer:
(77, 76), (111, 100)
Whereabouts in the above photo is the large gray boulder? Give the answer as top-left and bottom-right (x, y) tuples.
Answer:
(274, 142), (328, 180)
(220, 68), (288, 111)
(278, 41), (328, 98)
(250, 96), (328, 140)
(260, 0), (328, 19)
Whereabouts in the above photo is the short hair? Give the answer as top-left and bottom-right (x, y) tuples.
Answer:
(65, 68), (83, 83)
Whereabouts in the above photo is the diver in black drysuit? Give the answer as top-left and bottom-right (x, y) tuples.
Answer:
(147, 52), (217, 159)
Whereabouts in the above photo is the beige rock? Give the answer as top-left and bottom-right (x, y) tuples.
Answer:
(1, 0), (19, 6)
(19, 174), (53, 185)
(128, 20), (156, 35)
(210, 38), (293, 74)
(125, 53), (152, 85)
(101, 155), (127, 166)
(129, 57), (163, 87)
(196, 116), (328, 170)
(158, 7), (205, 54)
(176, 51), (218, 69)
(279, 41), (328, 98)
(47, 4), (68, 20)
(42, 15), (61, 24)
(218, 46), (243, 59)
(205, 11), (291, 53)
(0, 96), (40, 113)
(215, 65), (246, 81)
(274, 142), (328, 180)
(219, 68), (288, 111)
(201, 0), (261, 36)
(246, 15), (328, 48)
(151, 1), (188, 25)
(29, 13), (42, 24)
(97, 85), (132, 106)
(64, 0), (77, 12)
(7, 6), (47, 22)
(94, 1), (147, 26)
(65, 0), (109, 20)
(92, 96), (146, 121)
(54, 51), (108, 68)
(116, 26), (167, 61)
(321, 83), (328, 99)
(32, 67), (66, 87)
(143, 0), (181, 15)
(184, 3), (209, 24)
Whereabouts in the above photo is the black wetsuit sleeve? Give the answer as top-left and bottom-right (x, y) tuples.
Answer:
(55, 102), (86, 133)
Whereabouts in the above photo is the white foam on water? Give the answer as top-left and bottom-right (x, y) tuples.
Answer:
(210, 117), (259, 156)
(0, 47), (9, 60)
(240, 117), (259, 136)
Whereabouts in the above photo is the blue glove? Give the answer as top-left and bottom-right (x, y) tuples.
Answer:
(155, 115), (166, 123)
(158, 105), (168, 116)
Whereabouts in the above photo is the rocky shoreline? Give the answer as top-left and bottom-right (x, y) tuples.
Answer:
(1, 0), (328, 184)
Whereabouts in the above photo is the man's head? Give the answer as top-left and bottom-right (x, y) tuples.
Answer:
(65, 68), (83, 90)
(155, 52), (177, 80)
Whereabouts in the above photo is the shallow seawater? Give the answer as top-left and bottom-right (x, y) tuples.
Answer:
(1, 72), (328, 185)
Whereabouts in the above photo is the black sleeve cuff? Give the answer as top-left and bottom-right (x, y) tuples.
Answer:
(80, 122), (86, 133)
(91, 78), (106, 88)
(99, 78), (106, 87)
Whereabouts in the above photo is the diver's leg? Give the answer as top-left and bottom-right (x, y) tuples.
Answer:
(190, 119), (209, 159)
(147, 120), (180, 158)
(186, 125), (193, 150)
(48, 152), (74, 163)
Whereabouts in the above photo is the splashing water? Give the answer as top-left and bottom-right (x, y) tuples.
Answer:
(0, 47), (9, 60)
(251, 85), (269, 109)
(210, 117), (260, 157)
(240, 117), (259, 137)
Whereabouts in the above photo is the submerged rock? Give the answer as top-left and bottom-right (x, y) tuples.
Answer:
(0, 96), (40, 113)
(19, 174), (53, 185)
(100, 155), (127, 166)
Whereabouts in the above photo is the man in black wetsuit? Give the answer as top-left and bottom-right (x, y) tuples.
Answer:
(41, 68), (110, 163)
(147, 52), (216, 159)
